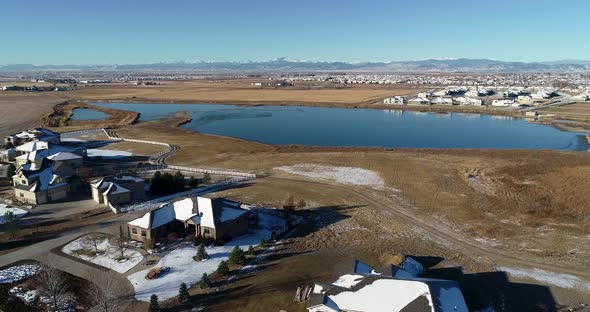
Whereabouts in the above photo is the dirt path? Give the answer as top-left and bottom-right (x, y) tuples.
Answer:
(264, 176), (590, 281)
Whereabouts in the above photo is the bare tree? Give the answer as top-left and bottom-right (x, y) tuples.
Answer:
(115, 226), (130, 260)
(37, 265), (69, 311)
(89, 271), (121, 312)
(85, 233), (104, 255)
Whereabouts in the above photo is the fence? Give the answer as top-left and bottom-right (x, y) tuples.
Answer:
(60, 128), (105, 138)
(115, 176), (255, 213)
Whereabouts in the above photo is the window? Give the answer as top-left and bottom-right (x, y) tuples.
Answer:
(141, 229), (147, 237)
(203, 228), (210, 234)
(132, 228), (137, 234)
(20, 193), (24, 197)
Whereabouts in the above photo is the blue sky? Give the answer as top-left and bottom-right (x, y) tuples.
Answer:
(1, 0), (588, 65)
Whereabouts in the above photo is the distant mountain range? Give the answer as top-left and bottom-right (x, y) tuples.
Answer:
(1, 57), (590, 73)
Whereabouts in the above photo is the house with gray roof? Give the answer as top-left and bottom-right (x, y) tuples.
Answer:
(307, 260), (469, 312)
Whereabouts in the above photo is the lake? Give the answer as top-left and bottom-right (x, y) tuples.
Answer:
(82, 102), (589, 151)
(70, 108), (111, 120)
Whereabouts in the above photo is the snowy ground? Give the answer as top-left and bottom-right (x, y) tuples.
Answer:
(0, 264), (40, 284)
(499, 266), (590, 291)
(128, 231), (271, 301)
(62, 235), (143, 273)
(0, 204), (28, 224)
(275, 163), (385, 188)
(87, 149), (132, 158)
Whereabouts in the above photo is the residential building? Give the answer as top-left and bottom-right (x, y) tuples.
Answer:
(430, 97), (453, 105)
(307, 259), (469, 312)
(0, 148), (16, 162)
(517, 95), (534, 105)
(408, 97), (431, 105)
(12, 158), (79, 205)
(4, 128), (61, 146)
(491, 99), (515, 107)
(91, 176), (145, 207)
(128, 196), (249, 244)
(383, 96), (406, 104)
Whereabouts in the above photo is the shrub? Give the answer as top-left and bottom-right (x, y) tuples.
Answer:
(199, 273), (211, 289)
(247, 245), (255, 257)
(193, 234), (204, 246)
(194, 244), (208, 261)
(228, 246), (246, 265)
(217, 261), (230, 276)
(178, 282), (189, 304)
(259, 238), (266, 247)
(149, 294), (160, 312)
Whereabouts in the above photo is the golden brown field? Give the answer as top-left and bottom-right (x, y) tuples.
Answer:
(68, 79), (425, 105)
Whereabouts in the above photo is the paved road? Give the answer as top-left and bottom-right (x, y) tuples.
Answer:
(0, 212), (141, 309)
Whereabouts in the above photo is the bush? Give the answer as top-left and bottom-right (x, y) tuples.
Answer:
(247, 245), (255, 257)
(202, 172), (212, 184)
(149, 294), (160, 312)
(178, 282), (189, 304)
(228, 246), (246, 265)
(194, 244), (208, 261)
(217, 261), (230, 276)
(199, 273), (211, 289)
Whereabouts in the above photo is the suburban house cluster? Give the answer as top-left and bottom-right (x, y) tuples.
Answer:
(128, 196), (250, 244)
(2, 127), (145, 206)
(307, 259), (469, 312)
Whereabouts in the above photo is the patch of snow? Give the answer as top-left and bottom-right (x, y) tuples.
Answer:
(87, 149), (132, 158)
(0, 264), (40, 283)
(62, 236), (143, 273)
(0, 204), (28, 224)
(275, 164), (385, 188)
(332, 274), (365, 288)
(499, 266), (590, 290)
(128, 231), (271, 301)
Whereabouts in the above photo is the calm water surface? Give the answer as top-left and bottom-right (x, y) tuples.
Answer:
(83, 102), (589, 151)
(70, 108), (110, 120)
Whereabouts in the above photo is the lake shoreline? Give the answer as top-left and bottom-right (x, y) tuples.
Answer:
(76, 102), (589, 151)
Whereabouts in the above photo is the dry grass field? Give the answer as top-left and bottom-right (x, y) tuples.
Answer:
(68, 79), (426, 105)
(0, 93), (68, 136)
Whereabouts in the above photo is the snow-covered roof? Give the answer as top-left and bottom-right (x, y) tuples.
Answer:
(47, 152), (82, 161)
(104, 183), (130, 196)
(16, 141), (48, 153)
(128, 196), (247, 230)
(129, 198), (196, 230)
(309, 260), (469, 312)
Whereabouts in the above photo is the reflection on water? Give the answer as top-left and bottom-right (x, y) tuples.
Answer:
(84, 102), (589, 151)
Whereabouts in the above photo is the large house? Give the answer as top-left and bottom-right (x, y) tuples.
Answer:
(128, 197), (249, 244)
(11, 138), (86, 205)
(307, 259), (469, 312)
(12, 158), (81, 204)
(4, 128), (61, 146)
(91, 176), (145, 207)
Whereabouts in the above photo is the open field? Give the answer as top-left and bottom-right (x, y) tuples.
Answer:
(542, 102), (590, 120)
(0, 93), (67, 136)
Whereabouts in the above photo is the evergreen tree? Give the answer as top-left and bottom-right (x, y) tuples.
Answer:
(4, 211), (17, 239)
(195, 243), (208, 261)
(202, 172), (212, 184)
(188, 176), (199, 189)
(228, 246), (246, 265)
(199, 273), (211, 289)
(247, 245), (255, 257)
(178, 282), (189, 304)
(149, 294), (160, 312)
(259, 238), (266, 247)
(217, 260), (230, 276)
